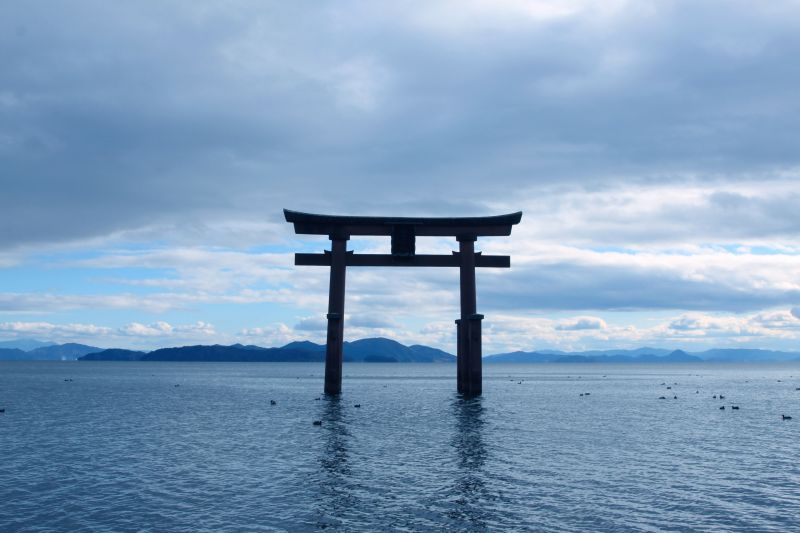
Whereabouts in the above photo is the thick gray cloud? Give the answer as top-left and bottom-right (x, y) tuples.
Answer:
(479, 258), (800, 312)
(3, 1), (800, 249)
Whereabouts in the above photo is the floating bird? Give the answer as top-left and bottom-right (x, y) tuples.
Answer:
(315, 397), (321, 401)
(313, 420), (322, 426)
(659, 396), (666, 400)
(696, 391), (699, 394)
(731, 406), (739, 410)
(720, 395), (725, 399)
(666, 386), (672, 390)
(795, 387), (800, 391)
(354, 404), (361, 408)
(580, 393), (584, 397)
(0, 408), (5, 413)
(174, 384), (180, 388)
(713, 395), (717, 399)
(673, 395), (678, 399)
(719, 406), (725, 410)
(782, 415), (792, 420)
(585, 392), (591, 396)
(270, 400), (276, 405)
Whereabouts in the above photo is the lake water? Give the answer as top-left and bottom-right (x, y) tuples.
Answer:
(1, 361), (799, 532)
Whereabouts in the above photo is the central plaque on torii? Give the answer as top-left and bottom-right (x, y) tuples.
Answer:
(284, 208), (522, 396)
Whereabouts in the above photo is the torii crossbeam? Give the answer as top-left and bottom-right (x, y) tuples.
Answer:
(284, 209), (522, 396)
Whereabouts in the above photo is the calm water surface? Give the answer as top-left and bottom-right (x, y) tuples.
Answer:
(1, 361), (799, 532)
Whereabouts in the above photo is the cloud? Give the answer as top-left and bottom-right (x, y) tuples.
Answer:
(239, 323), (308, 347)
(0, 321), (112, 337)
(2, 1), (800, 250)
(0, 320), (217, 348)
(481, 244), (800, 312)
(556, 316), (607, 331)
(348, 314), (400, 329)
(293, 316), (328, 331)
(5, 308), (800, 353)
(3, 1), (800, 352)
(118, 321), (216, 337)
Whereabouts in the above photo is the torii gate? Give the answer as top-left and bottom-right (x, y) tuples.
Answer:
(284, 209), (522, 396)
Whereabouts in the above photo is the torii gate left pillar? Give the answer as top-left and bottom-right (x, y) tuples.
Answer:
(324, 235), (348, 395)
(285, 209), (522, 396)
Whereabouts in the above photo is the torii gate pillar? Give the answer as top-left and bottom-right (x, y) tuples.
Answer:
(324, 236), (348, 395)
(457, 235), (483, 395)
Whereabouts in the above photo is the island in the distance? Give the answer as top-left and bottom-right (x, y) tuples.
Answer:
(79, 338), (455, 363)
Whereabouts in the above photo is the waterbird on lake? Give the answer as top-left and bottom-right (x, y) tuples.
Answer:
(0, 408), (5, 413)
(674, 395), (678, 399)
(354, 404), (361, 408)
(782, 415), (792, 420)
(719, 406), (725, 410)
(666, 386), (672, 390)
(659, 396), (666, 399)
(313, 420), (322, 426)
(270, 400), (276, 405)
(719, 395), (725, 399)
(731, 406), (739, 410)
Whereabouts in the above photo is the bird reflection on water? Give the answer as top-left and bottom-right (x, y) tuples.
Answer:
(446, 394), (490, 531)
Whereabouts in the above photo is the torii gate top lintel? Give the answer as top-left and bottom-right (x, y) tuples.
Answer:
(284, 208), (522, 238)
(285, 208), (522, 396)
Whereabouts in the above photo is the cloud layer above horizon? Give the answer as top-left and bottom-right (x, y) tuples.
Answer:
(2, 0), (800, 352)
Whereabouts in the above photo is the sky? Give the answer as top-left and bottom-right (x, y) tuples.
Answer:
(2, 0), (800, 353)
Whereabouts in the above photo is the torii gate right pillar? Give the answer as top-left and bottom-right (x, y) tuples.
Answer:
(457, 236), (483, 396)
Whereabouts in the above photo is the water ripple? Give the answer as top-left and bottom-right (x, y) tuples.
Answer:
(1, 362), (799, 532)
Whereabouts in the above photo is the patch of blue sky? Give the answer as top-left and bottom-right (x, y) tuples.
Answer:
(713, 244), (800, 255)
(0, 265), (178, 294)
(197, 301), (303, 328)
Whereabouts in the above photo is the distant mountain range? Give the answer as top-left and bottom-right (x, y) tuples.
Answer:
(0, 343), (104, 361)
(1, 338), (800, 363)
(80, 338), (456, 363)
(483, 347), (800, 363)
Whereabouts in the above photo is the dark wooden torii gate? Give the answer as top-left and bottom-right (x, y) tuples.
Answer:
(284, 209), (522, 396)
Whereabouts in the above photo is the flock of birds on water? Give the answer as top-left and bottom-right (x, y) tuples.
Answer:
(513, 374), (796, 422)
(0, 374), (796, 423)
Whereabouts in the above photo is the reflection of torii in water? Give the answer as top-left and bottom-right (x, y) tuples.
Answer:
(285, 209), (522, 396)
